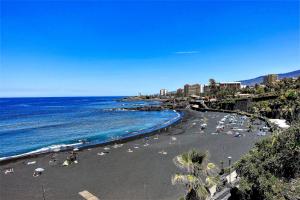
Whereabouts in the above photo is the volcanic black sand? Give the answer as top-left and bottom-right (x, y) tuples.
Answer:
(0, 110), (270, 200)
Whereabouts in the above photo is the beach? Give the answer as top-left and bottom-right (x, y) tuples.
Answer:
(0, 110), (269, 200)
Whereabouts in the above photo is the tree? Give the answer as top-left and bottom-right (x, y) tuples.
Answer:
(255, 86), (265, 95)
(234, 121), (300, 200)
(172, 149), (219, 200)
(285, 89), (298, 100)
(209, 79), (218, 96)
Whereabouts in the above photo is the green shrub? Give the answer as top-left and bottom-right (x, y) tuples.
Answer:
(234, 121), (300, 200)
(285, 89), (298, 100)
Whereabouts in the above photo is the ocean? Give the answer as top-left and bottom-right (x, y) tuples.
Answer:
(0, 97), (181, 160)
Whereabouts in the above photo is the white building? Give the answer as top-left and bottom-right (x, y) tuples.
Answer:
(200, 85), (204, 93)
(160, 89), (168, 96)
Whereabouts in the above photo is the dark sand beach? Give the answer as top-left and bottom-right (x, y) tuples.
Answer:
(0, 110), (269, 200)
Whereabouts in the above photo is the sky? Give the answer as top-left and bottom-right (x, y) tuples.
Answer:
(0, 0), (299, 97)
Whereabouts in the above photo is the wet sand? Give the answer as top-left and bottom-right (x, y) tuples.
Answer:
(0, 110), (269, 200)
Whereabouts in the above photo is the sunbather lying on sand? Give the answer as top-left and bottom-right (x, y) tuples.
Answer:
(4, 168), (14, 174)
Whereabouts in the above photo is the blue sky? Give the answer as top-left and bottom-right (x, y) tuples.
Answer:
(1, 0), (299, 97)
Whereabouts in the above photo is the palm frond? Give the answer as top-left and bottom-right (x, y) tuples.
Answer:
(205, 176), (220, 187)
(206, 162), (219, 176)
(171, 174), (198, 186)
(172, 149), (220, 200)
(207, 162), (216, 169)
(196, 185), (210, 200)
(188, 149), (208, 166)
(173, 149), (209, 173)
(173, 155), (193, 172)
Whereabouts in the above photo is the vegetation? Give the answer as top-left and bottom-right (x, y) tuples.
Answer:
(207, 77), (300, 123)
(208, 79), (218, 96)
(206, 78), (237, 99)
(231, 120), (300, 200)
(172, 149), (219, 200)
(244, 77), (300, 122)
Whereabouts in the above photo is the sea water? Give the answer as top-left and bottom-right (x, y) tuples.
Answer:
(0, 97), (181, 160)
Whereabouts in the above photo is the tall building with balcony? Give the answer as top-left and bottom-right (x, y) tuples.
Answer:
(203, 84), (210, 94)
(176, 88), (184, 97)
(184, 84), (201, 97)
(263, 74), (278, 85)
(160, 89), (168, 96)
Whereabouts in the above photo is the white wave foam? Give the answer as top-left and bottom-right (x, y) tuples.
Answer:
(162, 110), (181, 126)
(0, 110), (183, 162)
(0, 142), (83, 162)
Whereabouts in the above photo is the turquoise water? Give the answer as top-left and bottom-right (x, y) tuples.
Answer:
(0, 97), (181, 159)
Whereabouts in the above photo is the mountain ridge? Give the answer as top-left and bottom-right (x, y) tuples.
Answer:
(239, 69), (300, 86)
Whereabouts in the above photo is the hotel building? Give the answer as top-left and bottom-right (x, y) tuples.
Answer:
(263, 74), (278, 85)
(160, 89), (168, 96)
(219, 82), (241, 90)
(176, 88), (184, 97)
(184, 84), (201, 97)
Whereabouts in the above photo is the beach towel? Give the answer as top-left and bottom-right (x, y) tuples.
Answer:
(27, 161), (36, 165)
(62, 160), (69, 166)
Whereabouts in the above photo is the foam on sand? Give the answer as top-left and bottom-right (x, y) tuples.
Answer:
(0, 142), (83, 162)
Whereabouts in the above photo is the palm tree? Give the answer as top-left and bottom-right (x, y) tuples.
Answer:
(209, 79), (218, 96)
(172, 149), (219, 200)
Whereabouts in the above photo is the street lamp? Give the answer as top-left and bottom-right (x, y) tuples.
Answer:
(228, 156), (232, 184)
(42, 184), (46, 200)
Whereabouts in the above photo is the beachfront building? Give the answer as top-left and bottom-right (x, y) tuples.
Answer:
(219, 82), (241, 90)
(160, 89), (168, 96)
(167, 91), (177, 97)
(203, 82), (241, 95)
(263, 74), (278, 85)
(176, 88), (184, 97)
(184, 84), (201, 97)
(200, 84), (204, 93)
(203, 84), (210, 94)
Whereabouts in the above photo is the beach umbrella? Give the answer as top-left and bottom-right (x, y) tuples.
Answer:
(35, 168), (45, 172)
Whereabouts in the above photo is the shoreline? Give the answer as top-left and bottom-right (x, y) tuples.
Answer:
(0, 109), (270, 200)
(0, 109), (185, 165)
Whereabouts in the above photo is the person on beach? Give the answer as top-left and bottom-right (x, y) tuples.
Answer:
(49, 153), (58, 166)
(63, 151), (78, 166)
(33, 171), (39, 177)
(70, 151), (77, 161)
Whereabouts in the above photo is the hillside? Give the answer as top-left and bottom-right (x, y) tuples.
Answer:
(239, 69), (300, 86)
